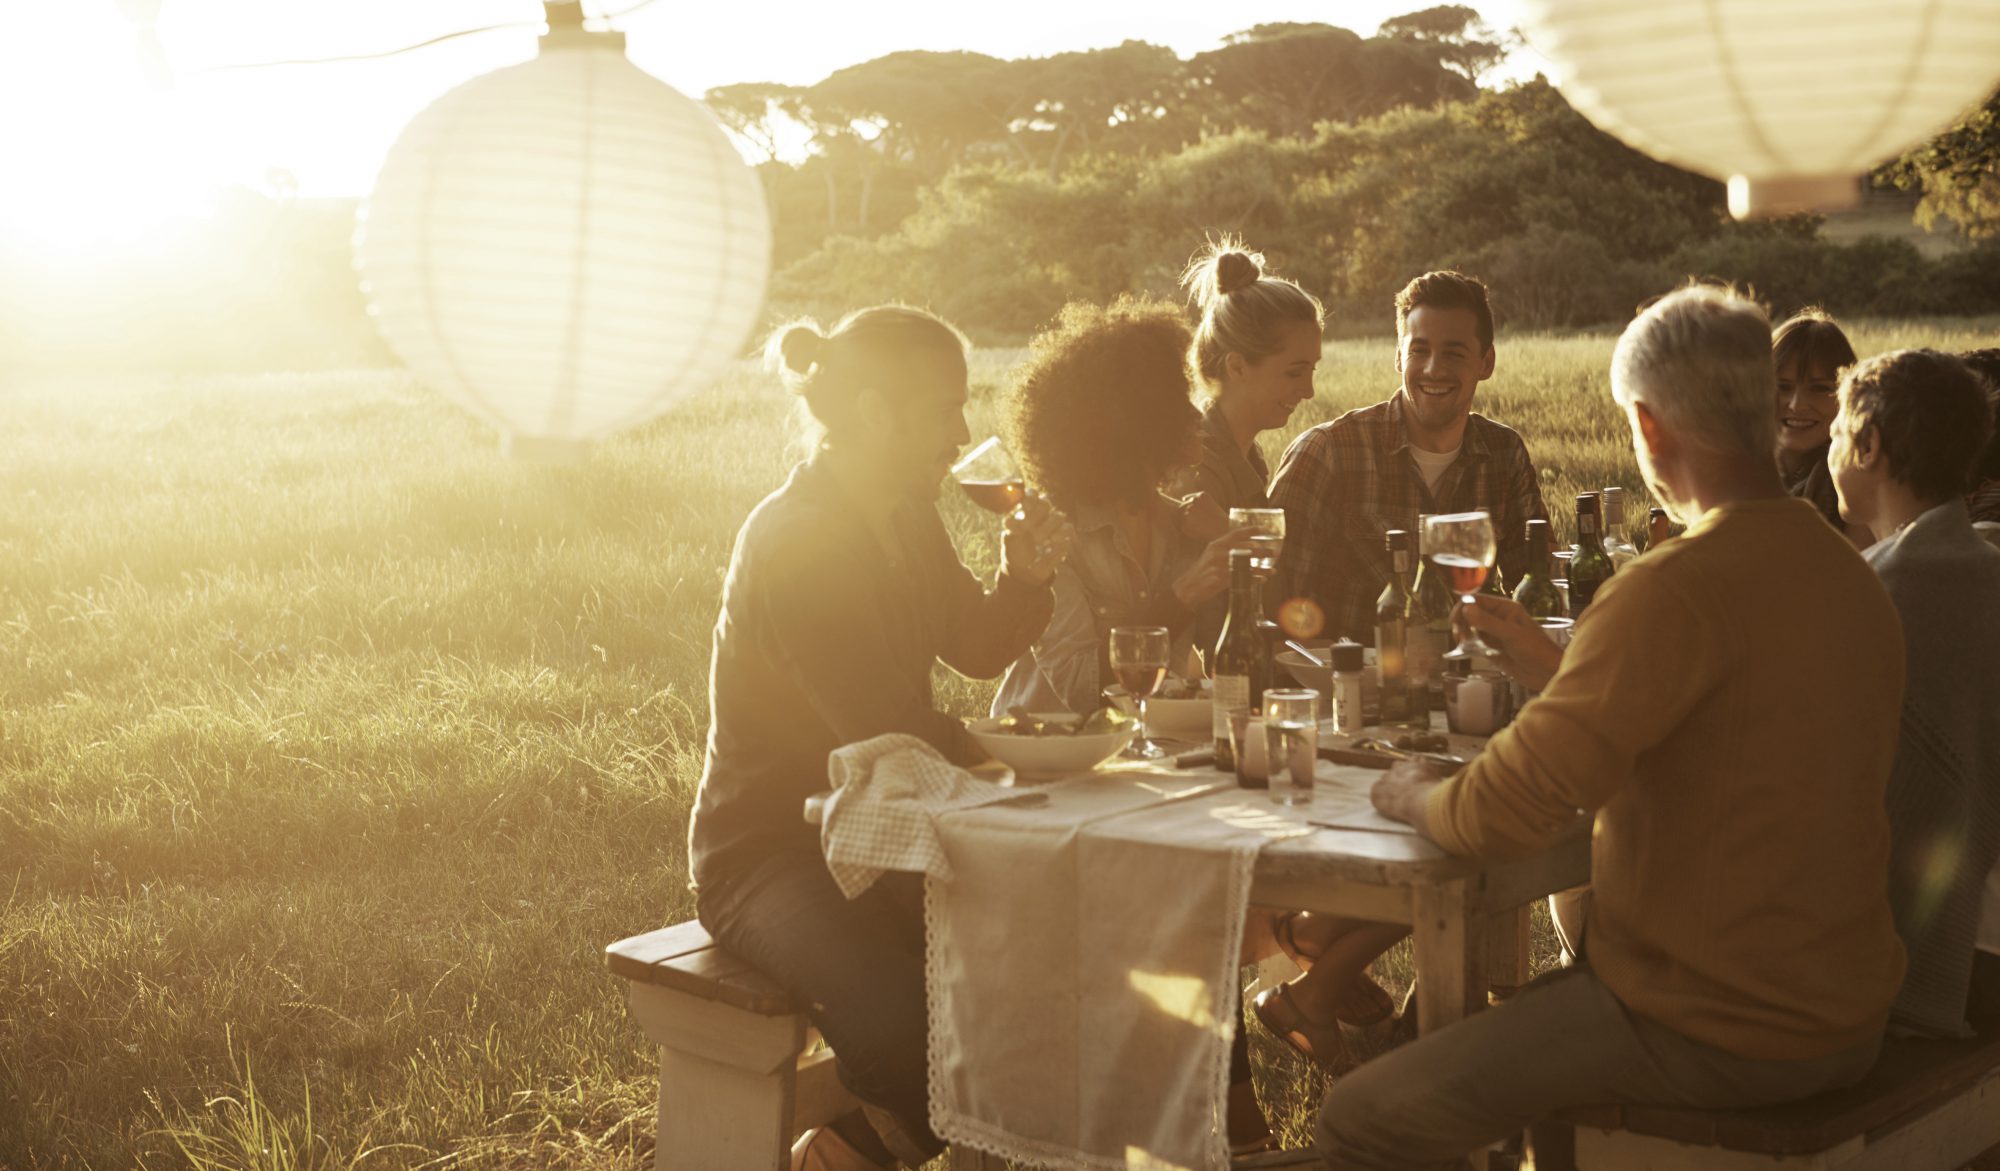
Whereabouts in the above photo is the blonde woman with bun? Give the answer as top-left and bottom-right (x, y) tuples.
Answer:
(689, 306), (1073, 1171)
(1170, 239), (1326, 510)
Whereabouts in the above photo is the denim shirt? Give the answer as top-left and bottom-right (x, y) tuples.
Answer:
(992, 494), (1201, 715)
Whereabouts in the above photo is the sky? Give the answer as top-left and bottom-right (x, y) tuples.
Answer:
(0, 0), (1542, 252)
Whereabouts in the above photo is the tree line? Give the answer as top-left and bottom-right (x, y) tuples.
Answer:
(725, 11), (2000, 339)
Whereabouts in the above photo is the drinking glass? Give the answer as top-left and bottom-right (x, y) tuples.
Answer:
(1230, 507), (1286, 578)
(1425, 511), (1498, 660)
(951, 437), (1027, 519)
(1109, 625), (1171, 759)
(1263, 689), (1319, 805)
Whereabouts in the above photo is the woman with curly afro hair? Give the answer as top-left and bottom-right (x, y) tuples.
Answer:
(991, 295), (1275, 1156)
(991, 297), (1247, 717)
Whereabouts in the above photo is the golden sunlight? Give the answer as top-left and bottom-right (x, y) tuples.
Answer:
(0, 4), (219, 256)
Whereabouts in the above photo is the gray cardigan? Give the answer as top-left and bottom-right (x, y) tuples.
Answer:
(1867, 499), (2000, 1037)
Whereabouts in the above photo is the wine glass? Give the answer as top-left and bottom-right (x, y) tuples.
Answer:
(1230, 507), (1285, 578)
(950, 437), (1027, 519)
(1109, 625), (1170, 760)
(1425, 511), (1498, 659)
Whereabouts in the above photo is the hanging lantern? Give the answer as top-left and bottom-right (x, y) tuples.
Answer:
(1518, 0), (2000, 218)
(355, 5), (770, 460)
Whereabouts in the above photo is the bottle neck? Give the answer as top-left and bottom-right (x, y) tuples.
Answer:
(1578, 515), (1599, 538)
(1391, 551), (1411, 577)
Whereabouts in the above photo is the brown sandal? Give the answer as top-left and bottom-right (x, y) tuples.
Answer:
(1252, 983), (1357, 1075)
(1269, 913), (1396, 1030)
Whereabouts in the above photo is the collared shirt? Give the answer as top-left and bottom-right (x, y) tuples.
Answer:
(993, 494), (1199, 715)
(1267, 393), (1548, 641)
(689, 458), (1054, 890)
(1167, 403), (1271, 511)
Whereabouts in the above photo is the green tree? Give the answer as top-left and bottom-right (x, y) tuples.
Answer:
(1377, 5), (1510, 83)
(1880, 87), (2000, 240)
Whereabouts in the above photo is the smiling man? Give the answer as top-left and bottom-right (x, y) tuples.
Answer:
(1268, 271), (1547, 641)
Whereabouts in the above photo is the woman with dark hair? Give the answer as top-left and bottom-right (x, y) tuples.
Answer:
(1773, 309), (1869, 544)
(1961, 348), (2000, 528)
(1826, 348), (2000, 1039)
(690, 306), (1073, 1171)
(1171, 239), (1326, 510)
(992, 298), (1246, 716)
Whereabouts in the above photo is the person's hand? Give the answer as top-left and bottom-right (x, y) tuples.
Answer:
(1452, 594), (1564, 692)
(1001, 495), (1073, 586)
(1371, 758), (1446, 838)
(1171, 525), (1255, 609)
(1177, 491), (1228, 542)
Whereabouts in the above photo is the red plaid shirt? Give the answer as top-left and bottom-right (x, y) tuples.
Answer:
(1268, 394), (1548, 640)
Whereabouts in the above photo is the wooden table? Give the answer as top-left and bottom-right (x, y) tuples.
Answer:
(1250, 811), (1590, 1036)
(810, 721), (1593, 1040)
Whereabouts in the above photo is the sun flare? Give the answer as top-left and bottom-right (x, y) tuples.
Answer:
(0, 3), (221, 258)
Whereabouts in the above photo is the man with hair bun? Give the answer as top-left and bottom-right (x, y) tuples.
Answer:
(690, 305), (1073, 1171)
(1329, 285), (1907, 1170)
(1268, 270), (1547, 642)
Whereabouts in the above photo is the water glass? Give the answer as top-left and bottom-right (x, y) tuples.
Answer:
(1229, 507), (1286, 578)
(1263, 689), (1318, 806)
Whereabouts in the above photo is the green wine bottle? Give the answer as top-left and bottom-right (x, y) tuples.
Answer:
(1213, 549), (1273, 772)
(1375, 530), (1414, 727)
(1512, 518), (1565, 619)
(1406, 515), (1452, 704)
(1568, 493), (1615, 616)
(1601, 486), (1639, 569)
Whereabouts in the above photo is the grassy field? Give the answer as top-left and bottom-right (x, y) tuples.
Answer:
(3, 318), (1995, 1170)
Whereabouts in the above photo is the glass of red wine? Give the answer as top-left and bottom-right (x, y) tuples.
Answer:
(1109, 625), (1171, 760)
(950, 437), (1027, 518)
(1425, 511), (1499, 660)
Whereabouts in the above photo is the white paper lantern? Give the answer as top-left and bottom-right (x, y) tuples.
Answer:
(356, 17), (770, 459)
(1519, 0), (2000, 218)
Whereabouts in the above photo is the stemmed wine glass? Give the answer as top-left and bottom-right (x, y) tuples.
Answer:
(1229, 507), (1285, 578)
(1425, 511), (1499, 659)
(1109, 625), (1170, 760)
(950, 437), (1027, 519)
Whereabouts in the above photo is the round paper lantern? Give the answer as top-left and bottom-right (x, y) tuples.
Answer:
(1518, 0), (2000, 218)
(356, 16), (770, 460)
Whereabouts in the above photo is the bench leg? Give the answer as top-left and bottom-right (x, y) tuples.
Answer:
(658, 1046), (796, 1171)
(624, 983), (809, 1171)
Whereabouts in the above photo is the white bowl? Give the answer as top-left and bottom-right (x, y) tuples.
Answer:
(968, 713), (1136, 781)
(1104, 680), (1213, 741)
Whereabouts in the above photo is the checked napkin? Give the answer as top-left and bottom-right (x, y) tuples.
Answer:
(819, 734), (1040, 899)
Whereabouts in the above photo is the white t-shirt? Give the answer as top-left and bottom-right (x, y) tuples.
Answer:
(1410, 444), (1461, 494)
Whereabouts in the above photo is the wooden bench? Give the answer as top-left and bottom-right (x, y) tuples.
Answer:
(606, 921), (1003, 1170)
(1549, 1029), (2000, 1170)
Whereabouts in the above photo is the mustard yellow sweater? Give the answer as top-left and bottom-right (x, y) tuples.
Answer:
(1426, 497), (1908, 1060)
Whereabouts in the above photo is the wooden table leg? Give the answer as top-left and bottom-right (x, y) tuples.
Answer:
(1484, 904), (1533, 1000)
(1412, 878), (1486, 1036)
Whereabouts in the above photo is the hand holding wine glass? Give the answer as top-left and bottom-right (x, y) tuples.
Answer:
(1425, 511), (1498, 660)
(1109, 625), (1171, 760)
(1229, 507), (1286, 579)
(1001, 496), (1073, 585)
